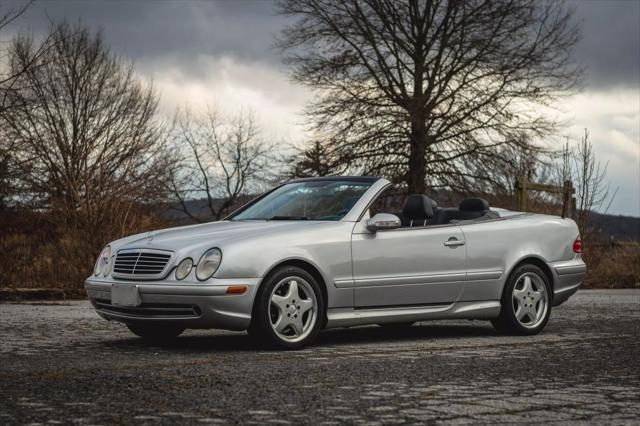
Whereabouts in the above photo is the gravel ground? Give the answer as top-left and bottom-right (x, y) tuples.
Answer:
(0, 289), (638, 425)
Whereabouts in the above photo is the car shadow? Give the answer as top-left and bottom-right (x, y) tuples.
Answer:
(317, 322), (496, 346)
(99, 321), (497, 353)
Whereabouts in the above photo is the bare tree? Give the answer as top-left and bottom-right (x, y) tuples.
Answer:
(0, 1), (56, 114)
(0, 1), (37, 209)
(277, 0), (581, 193)
(559, 129), (616, 240)
(287, 140), (348, 178)
(170, 107), (274, 221)
(0, 1), (31, 95)
(0, 22), (171, 238)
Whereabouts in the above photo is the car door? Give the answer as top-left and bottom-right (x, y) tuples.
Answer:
(351, 221), (467, 308)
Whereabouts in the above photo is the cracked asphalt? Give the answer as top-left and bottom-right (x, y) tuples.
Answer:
(0, 289), (638, 425)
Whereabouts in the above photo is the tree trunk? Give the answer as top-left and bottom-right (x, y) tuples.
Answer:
(407, 108), (427, 194)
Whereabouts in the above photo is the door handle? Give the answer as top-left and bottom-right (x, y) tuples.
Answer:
(444, 237), (465, 247)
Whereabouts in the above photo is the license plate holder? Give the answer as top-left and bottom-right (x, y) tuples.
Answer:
(111, 283), (141, 307)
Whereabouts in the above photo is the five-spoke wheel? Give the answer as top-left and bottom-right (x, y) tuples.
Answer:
(512, 272), (548, 329)
(269, 278), (318, 343)
(249, 266), (324, 348)
(492, 263), (552, 335)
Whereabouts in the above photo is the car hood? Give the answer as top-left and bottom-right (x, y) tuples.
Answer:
(114, 220), (331, 252)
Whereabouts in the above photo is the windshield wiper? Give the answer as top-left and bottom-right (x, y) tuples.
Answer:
(268, 215), (309, 220)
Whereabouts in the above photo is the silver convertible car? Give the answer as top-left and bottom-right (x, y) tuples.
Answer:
(86, 176), (586, 348)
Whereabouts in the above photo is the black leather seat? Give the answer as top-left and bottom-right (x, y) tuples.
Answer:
(400, 194), (436, 227)
(432, 197), (496, 225)
(457, 198), (491, 220)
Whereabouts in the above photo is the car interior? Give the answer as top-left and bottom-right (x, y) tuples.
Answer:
(371, 192), (499, 227)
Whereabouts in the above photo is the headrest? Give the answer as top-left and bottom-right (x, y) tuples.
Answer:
(459, 198), (490, 212)
(402, 194), (436, 220)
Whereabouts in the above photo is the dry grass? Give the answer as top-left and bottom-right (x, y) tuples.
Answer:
(583, 241), (640, 288)
(2, 203), (637, 295)
(0, 207), (168, 295)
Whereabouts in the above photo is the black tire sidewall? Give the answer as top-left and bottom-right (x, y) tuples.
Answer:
(498, 264), (552, 335)
(250, 266), (325, 349)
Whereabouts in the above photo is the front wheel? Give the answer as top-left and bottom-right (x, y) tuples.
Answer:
(492, 264), (552, 335)
(249, 266), (324, 349)
(126, 324), (185, 341)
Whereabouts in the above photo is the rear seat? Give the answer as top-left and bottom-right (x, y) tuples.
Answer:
(432, 198), (498, 225)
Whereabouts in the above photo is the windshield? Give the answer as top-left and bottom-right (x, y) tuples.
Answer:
(231, 180), (373, 221)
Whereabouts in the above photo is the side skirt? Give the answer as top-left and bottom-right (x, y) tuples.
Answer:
(325, 300), (501, 329)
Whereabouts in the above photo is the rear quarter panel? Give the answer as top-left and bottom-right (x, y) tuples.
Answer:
(459, 214), (580, 302)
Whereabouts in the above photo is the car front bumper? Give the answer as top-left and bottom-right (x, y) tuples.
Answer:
(85, 278), (260, 331)
(551, 258), (587, 306)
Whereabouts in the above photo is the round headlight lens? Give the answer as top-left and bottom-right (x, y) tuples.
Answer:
(196, 248), (222, 281)
(175, 258), (193, 280)
(94, 246), (111, 276)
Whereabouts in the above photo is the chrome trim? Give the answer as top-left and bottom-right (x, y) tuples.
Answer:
(111, 248), (174, 280)
(334, 279), (354, 289)
(555, 264), (587, 275)
(354, 272), (467, 287)
(466, 270), (504, 280)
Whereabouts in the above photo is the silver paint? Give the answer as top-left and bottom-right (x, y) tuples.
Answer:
(85, 177), (586, 332)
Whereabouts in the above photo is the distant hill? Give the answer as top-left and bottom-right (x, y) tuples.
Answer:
(164, 198), (640, 241)
(589, 212), (640, 241)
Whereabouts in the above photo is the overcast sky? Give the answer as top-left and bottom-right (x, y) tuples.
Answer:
(3, 0), (639, 216)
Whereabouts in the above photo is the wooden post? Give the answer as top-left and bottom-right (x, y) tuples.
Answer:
(515, 176), (528, 212)
(515, 176), (575, 217)
(564, 180), (575, 218)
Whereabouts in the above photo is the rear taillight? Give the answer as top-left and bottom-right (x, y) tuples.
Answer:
(572, 237), (582, 254)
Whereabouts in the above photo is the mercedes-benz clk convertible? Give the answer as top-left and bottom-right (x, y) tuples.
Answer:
(86, 176), (586, 348)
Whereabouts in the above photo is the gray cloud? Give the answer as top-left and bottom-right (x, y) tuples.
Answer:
(6, 0), (639, 88)
(10, 0), (285, 68)
(2, 0), (638, 216)
(569, 0), (640, 89)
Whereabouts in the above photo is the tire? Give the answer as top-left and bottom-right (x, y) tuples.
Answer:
(492, 263), (552, 335)
(248, 266), (324, 349)
(126, 323), (185, 341)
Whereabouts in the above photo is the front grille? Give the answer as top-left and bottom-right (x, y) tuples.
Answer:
(93, 299), (201, 318)
(113, 249), (172, 279)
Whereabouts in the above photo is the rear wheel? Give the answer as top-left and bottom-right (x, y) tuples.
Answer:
(249, 266), (324, 349)
(492, 264), (552, 335)
(126, 324), (185, 341)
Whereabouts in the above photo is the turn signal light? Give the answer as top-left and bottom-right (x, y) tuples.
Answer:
(226, 285), (247, 294)
(572, 237), (582, 254)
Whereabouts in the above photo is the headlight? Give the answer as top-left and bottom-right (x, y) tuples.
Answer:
(196, 248), (222, 281)
(94, 246), (111, 276)
(104, 255), (115, 277)
(175, 258), (193, 280)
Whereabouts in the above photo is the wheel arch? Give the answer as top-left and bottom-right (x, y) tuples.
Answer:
(505, 256), (555, 299)
(254, 258), (329, 326)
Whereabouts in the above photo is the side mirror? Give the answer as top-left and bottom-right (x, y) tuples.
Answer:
(366, 213), (401, 232)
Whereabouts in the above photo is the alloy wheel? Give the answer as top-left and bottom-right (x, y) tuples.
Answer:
(511, 272), (549, 329)
(268, 277), (318, 343)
